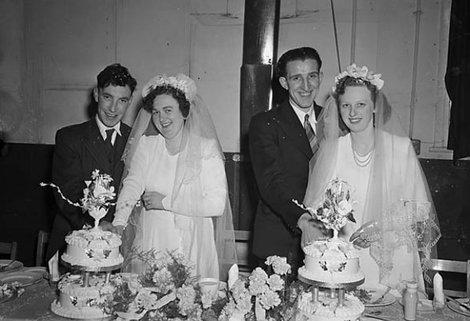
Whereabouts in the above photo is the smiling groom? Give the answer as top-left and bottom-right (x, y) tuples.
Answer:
(46, 63), (137, 278)
(249, 47), (326, 272)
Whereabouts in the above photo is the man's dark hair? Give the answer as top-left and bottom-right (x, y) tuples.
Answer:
(276, 47), (322, 78)
(97, 63), (137, 93)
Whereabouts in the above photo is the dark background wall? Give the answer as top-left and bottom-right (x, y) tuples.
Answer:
(1, 143), (469, 271)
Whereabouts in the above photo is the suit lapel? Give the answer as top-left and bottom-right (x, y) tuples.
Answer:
(275, 101), (313, 159)
(83, 120), (112, 171)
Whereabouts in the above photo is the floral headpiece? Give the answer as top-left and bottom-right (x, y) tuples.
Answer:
(333, 63), (384, 92)
(142, 73), (197, 102)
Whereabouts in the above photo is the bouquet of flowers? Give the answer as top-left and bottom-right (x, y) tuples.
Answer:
(41, 169), (116, 227)
(106, 250), (227, 321)
(219, 256), (304, 321)
(295, 178), (356, 233)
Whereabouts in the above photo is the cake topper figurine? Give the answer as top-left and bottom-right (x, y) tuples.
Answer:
(293, 178), (356, 238)
(41, 169), (116, 230)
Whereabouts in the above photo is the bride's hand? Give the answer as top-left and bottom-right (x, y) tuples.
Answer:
(111, 225), (125, 236)
(100, 222), (125, 236)
(141, 191), (165, 210)
(349, 221), (380, 248)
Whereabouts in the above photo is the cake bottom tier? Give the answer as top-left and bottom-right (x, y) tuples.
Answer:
(52, 273), (115, 319)
(297, 291), (364, 321)
(51, 299), (110, 320)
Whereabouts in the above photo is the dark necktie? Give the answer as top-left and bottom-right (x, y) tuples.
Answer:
(304, 114), (318, 154)
(105, 129), (114, 150)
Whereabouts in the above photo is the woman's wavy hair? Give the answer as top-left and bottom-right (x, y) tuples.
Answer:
(142, 85), (190, 118)
(332, 76), (390, 131)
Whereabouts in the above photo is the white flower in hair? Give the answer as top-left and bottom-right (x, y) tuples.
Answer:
(333, 63), (384, 92)
(142, 73), (197, 102)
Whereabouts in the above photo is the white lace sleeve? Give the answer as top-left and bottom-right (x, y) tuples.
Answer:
(401, 136), (431, 221)
(199, 155), (227, 217)
(166, 140), (227, 217)
(113, 136), (149, 226)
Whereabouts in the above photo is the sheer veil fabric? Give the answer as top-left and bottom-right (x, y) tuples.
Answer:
(117, 94), (237, 280)
(304, 92), (441, 291)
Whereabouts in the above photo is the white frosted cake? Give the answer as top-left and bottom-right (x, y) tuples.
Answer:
(299, 237), (364, 284)
(297, 291), (364, 321)
(51, 274), (116, 319)
(61, 228), (123, 268)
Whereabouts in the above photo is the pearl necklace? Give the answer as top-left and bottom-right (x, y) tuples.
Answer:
(352, 148), (374, 167)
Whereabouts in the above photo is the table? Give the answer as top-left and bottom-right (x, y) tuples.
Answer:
(0, 279), (61, 320)
(1, 270), (468, 320)
(365, 300), (469, 321)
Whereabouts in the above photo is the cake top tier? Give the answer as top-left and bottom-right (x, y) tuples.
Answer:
(65, 228), (122, 249)
(304, 237), (358, 260)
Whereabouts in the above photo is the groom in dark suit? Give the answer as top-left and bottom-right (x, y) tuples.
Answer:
(249, 47), (326, 272)
(46, 64), (137, 275)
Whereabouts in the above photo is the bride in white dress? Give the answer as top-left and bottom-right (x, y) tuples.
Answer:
(304, 64), (440, 293)
(111, 74), (236, 280)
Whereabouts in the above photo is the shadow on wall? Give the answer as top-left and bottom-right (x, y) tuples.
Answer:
(86, 88), (97, 120)
(0, 143), (56, 266)
(0, 89), (23, 142)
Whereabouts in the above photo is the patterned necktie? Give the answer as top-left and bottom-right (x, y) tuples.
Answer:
(304, 114), (318, 154)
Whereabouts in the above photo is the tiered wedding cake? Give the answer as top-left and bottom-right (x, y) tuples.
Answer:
(295, 179), (365, 321)
(297, 236), (365, 321)
(47, 170), (122, 319)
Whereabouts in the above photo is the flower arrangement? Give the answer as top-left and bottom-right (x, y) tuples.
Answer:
(333, 63), (384, 92)
(101, 253), (307, 321)
(81, 169), (116, 212)
(142, 73), (197, 102)
(105, 250), (228, 321)
(41, 169), (116, 227)
(220, 256), (305, 321)
(294, 178), (356, 233)
(0, 281), (24, 302)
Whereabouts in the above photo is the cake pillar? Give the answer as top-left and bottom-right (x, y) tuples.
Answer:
(338, 289), (345, 307)
(312, 287), (319, 302)
(330, 289), (335, 299)
(83, 272), (90, 287)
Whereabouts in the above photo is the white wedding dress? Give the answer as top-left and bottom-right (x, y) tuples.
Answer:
(114, 134), (227, 279)
(334, 133), (425, 290)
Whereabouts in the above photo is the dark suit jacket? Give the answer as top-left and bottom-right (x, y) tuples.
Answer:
(46, 119), (131, 261)
(249, 100), (322, 262)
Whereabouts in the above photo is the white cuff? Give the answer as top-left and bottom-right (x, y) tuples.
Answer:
(162, 197), (171, 211)
(112, 218), (128, 228)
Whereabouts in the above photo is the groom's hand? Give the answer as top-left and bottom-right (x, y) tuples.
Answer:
(298, 213), (327, 248)
(142, 191), (165, 210)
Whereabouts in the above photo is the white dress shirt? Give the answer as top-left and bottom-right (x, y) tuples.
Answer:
(290, 101), (317, 133)
(95, 115), (122, 146)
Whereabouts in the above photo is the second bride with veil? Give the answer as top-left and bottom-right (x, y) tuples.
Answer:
(304, 64), (440, 294)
